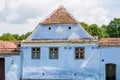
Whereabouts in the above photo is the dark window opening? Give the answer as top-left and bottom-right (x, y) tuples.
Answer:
(75, 47), (84, 59)
(48, 26), (51, 30)
(49, 47), (58, 59)
(32, 47), (40, 59)
(68, 26), (71, 30)
(17, 44), (21, 49)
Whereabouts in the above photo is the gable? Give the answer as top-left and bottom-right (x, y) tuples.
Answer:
(27, 5), (93, 40)
(27, 24), (93, 40)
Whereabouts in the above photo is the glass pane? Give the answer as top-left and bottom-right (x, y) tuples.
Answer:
(49, 47), (58, 59)
(32, 47), (40, 59)
(75, 47), (84, 59)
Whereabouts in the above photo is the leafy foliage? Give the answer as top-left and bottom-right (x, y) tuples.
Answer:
(80, 22), (89, 32)
(80, 22), (104, 39)
(0, 33), (16, 41)
(101, 25), (109, 38)
(106, 18), (120, 37)
(0, 32), (32, 41)
(80, 18), (120, 39)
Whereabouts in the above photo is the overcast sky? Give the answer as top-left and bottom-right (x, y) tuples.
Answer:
(0, 0), (120, 35)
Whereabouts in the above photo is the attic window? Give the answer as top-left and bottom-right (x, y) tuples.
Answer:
(48, 26), (51, 30)
(75, 47), (84, 59)
(68, 26), (71, 30)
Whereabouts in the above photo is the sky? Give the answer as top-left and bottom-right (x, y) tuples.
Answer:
(0, 0), (120, 35)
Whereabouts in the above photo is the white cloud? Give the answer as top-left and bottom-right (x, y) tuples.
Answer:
(85, 7), (109, 26)
(6, 13), (19, 22)
(7, 0), (19, 10)
(0, 17), (40, 35)
(3, 0), (108, 23)
(0, 0), (5, 12)
(2, 0), (110, 25)
(0, 0), (119, 34)
(64, 0), (109, 26)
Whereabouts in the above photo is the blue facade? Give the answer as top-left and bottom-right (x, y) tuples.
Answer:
(21, 42), (100, 80)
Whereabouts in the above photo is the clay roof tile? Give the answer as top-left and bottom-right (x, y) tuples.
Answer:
(0, 40), (20, 55)
(40, 5), (78, 24)
(99, 38), (120, 46)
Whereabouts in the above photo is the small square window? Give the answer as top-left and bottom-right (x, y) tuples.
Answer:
(75, 47), (84, 59)
(49, 47), (58, 59)
(32, 47), (40, 59)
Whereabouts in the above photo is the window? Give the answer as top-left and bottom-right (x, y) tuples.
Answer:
(32, 47), (40, 59)
(48, 26), (51, 30)
(68, 26), (71, 30)
(17, 44), (21, 49)
(49, 47), (58, 59)
(75, 47), (84, 59)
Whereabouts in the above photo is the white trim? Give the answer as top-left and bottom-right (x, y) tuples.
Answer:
(21, 42), (98, 47)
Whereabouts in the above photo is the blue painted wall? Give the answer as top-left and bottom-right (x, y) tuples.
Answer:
(27, 24), (93, 40)
(100, 46), (120, 80)
(21, 43), (100, 80)
(21, 23), (100, 79)
(4, 43), (120, 80)
(4, 55), (20, 80)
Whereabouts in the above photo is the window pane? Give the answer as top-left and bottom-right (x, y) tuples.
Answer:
(49, 47), (58, 59)
(32, 48), (35, 51)
(32, 47), (40, 59)
(75, 47), (84, 59)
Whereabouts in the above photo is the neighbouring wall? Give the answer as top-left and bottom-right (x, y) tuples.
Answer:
(5, 55), (20, 80)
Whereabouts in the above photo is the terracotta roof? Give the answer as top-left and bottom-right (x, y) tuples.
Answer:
(22, 39), (98, 43)
(99, 38), (120, 46)
(40, 5), (78, 24)
(0, 40), (16, 48)
(0, 40), (20, 55)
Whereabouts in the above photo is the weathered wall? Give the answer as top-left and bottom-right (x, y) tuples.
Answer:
(5, 55), (20, 80)
(21, 42), (100, 80)
(27, 24), (93, 40)
(100, 46), (120, 80)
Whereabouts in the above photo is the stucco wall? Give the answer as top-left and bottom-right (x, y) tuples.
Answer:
(5, 55), (20, 80)
(100, 47), (120, 80)
(21, 43), (100, 79)
(27, 24), (93, 40)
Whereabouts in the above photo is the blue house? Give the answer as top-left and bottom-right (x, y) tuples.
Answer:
(0, 5), (120, 80)
(21, 5), (99, 80)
